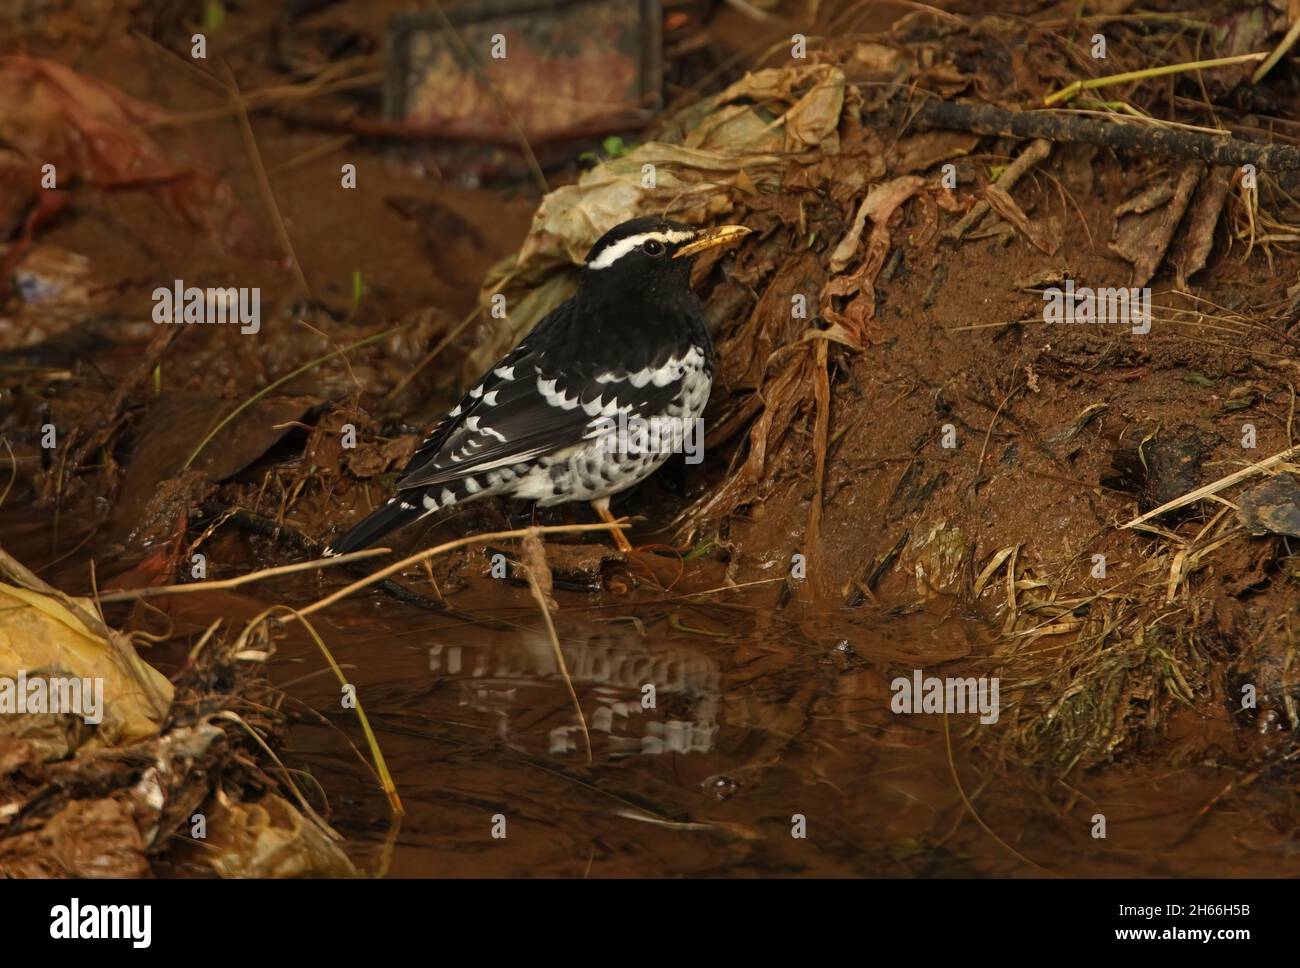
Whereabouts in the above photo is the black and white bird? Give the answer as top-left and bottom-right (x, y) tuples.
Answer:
(323, 216), (750, 557)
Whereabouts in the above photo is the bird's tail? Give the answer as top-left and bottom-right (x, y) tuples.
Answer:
(322, 498), (422, 557)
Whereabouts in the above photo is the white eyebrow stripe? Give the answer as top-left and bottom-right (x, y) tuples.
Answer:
(586, 229), (695, 270)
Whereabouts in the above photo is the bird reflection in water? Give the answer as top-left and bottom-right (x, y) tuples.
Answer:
(428, 631), (720, 758)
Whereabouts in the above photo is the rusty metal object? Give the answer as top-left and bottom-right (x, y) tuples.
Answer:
(385, 0), (662, 144)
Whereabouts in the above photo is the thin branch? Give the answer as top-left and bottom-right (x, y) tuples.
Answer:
(295, 521), (628, 620)
(94, 547), (392, 603)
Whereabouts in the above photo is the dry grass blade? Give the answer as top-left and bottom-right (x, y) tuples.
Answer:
(289, 608), (403, 815)
(806, 337), (831, 598)
(1252, 17), (1300, 83)
(384, 306), (480, 401)
(0, 436), (15, 509)
(942, 711), (1051, 874)
(1044, 52), (1268, 107)
(226, 602), (403, 820)
(215, 709), (345, 839)
(182, 321), (418, 471)
(613, 808), (761, 839)
(1001, 544), (1020, 636)
(220, 59), (310, 297)
(974, 546), (1019, 599)
(520, 528), (592, 764)
(186, 617), (224, 663)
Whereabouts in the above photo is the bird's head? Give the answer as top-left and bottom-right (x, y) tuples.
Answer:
(580, 216), (750, 292)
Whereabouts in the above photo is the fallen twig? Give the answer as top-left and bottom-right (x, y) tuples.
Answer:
(94, 547), (391, 603)
(294, 520), (629, 620)
(945, 139), (1051, 242)
(871, 97), (1300, 170)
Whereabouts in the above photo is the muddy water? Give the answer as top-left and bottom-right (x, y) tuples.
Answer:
(212, 568), (1283, 878)
(271, 582), (970, 876)
(5, 501), (1287, 877)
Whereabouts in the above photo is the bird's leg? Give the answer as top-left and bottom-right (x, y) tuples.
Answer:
(591, 496), (633, 553)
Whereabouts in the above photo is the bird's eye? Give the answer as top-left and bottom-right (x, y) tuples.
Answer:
(641, 239), (665, 256)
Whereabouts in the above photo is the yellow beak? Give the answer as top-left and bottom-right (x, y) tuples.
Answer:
(672, 224), (752, 259)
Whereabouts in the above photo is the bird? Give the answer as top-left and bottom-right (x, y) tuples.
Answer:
(322, 215), (750, 558)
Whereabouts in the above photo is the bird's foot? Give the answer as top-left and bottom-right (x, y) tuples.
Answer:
(591, 498), (634, 554)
